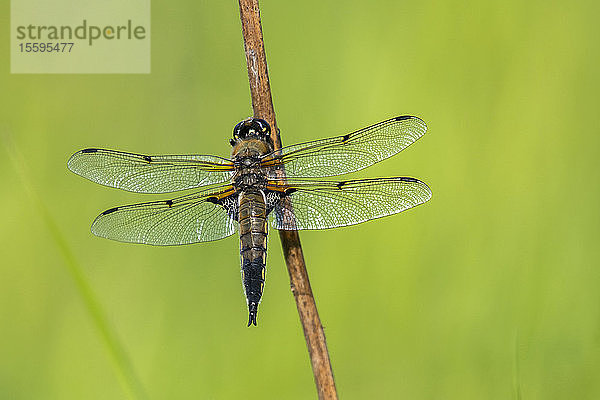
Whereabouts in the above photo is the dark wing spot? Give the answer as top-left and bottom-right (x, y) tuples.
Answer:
(206, 197), (220, 204)
(400, 177), (419, 183)
(101, 207), (119, 215)
(81, 148), (98, 153)
(165, 199), (173, 207)
(143, 155), (152, 162)
(341, 133), (351, 142)
(284, 188), (297, 196)
(336, 181), (347, 189)
(395, 115), (412, 121)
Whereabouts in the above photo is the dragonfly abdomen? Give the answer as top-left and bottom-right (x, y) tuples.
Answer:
(238, 190), (268, 326)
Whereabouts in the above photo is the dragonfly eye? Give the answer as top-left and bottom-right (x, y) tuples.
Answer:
(254, 118), (271, 137)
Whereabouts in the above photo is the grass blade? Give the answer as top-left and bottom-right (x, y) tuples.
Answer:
(3, 134), (148, 400)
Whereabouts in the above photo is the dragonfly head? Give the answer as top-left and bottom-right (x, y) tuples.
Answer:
(230, 118), (272, 147)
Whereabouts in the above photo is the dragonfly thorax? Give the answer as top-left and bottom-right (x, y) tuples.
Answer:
(234, 171), (267, 190)
(231, 132), (273, 158)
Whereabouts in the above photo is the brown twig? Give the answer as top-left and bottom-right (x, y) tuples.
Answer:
(237, 1), (338, 399)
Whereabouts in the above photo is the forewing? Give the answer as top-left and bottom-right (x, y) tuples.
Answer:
(269, 177), (431, 230)
(92, 185), (238, 245)
(261, 116), (427, 178)
(68, 148), (234, 193)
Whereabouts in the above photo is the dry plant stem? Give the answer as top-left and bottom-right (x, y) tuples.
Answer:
(238, 1), (338, 399)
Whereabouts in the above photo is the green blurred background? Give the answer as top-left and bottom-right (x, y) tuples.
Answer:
(1, 0), (599, 398)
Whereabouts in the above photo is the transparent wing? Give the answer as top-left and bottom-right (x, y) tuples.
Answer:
(261, 116), (427, 178)
(91, 184), (238, 245)
(68, 148), (235, 193)
(269, 177), (431, 230)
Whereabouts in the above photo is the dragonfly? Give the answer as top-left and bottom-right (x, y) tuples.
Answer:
(68, 116), (431, 326)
